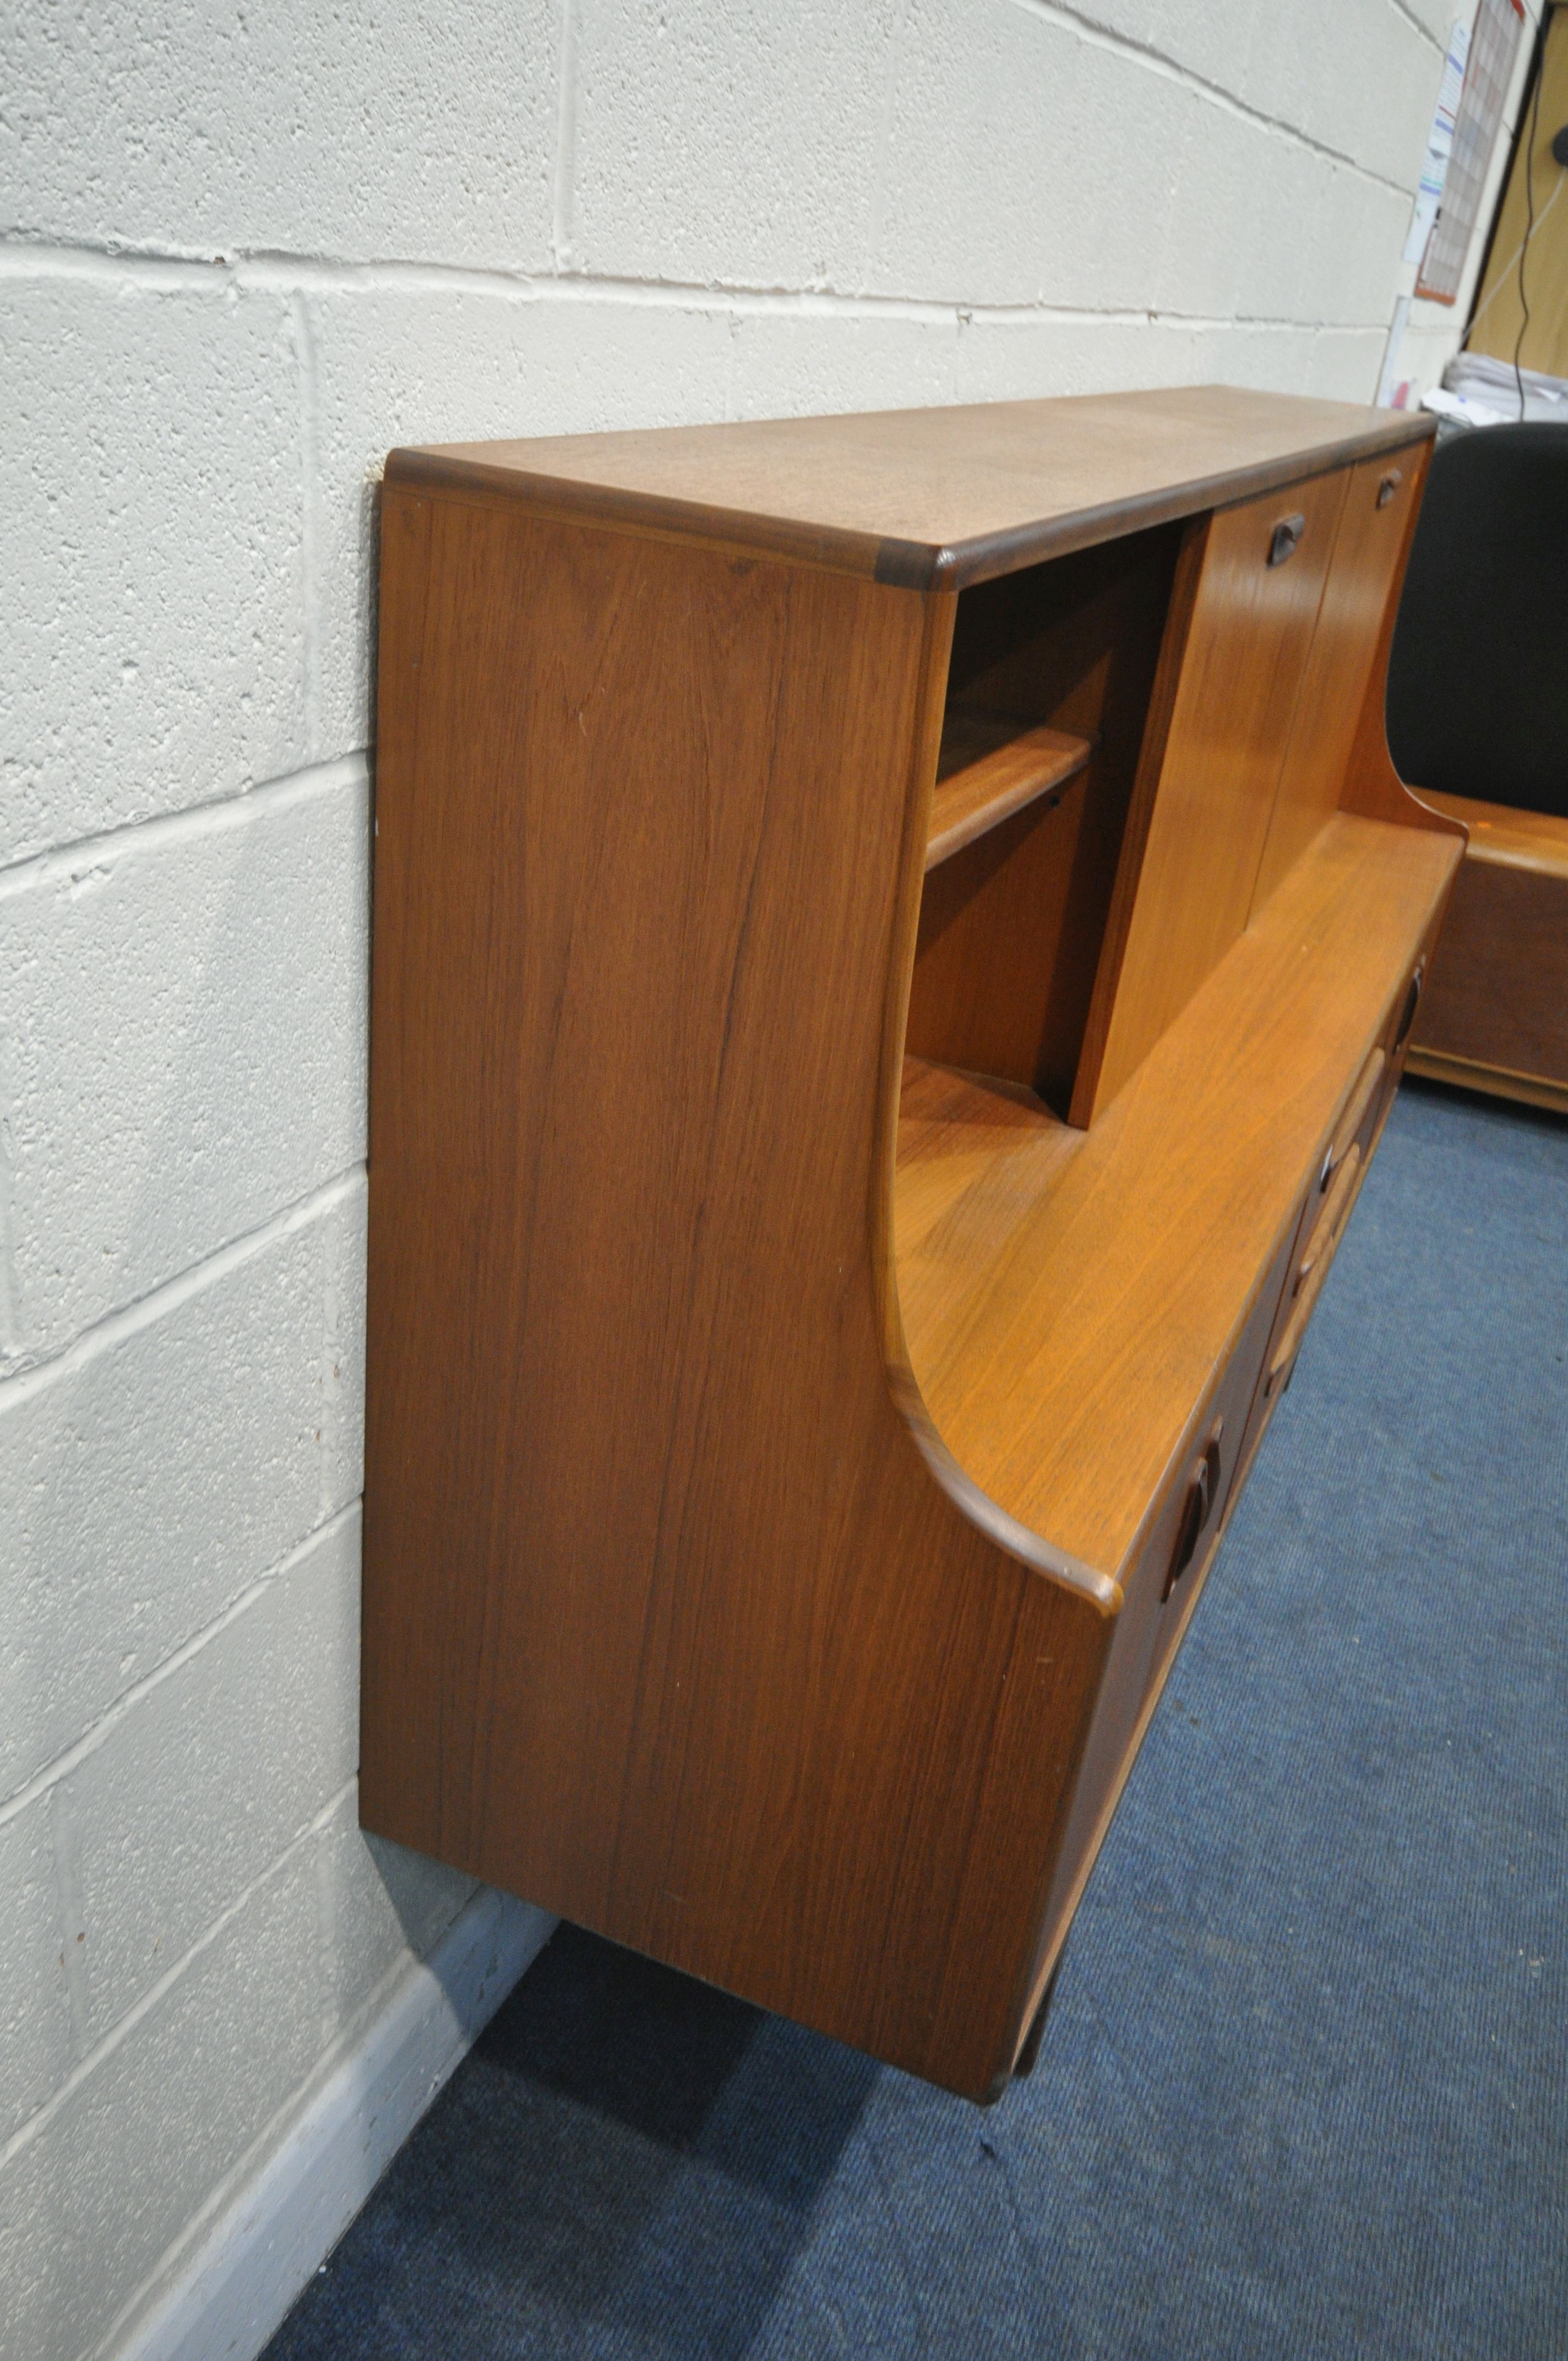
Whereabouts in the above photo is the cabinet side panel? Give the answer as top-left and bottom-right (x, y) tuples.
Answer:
(360, 487), (438, 1836)
(361, 492), (1106, 2097)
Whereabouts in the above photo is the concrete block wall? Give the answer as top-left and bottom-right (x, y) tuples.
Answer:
(1, 6), (1449, 2355)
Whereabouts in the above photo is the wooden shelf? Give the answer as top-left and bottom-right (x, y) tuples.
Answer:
(896, 811), (1461, 1579)
(925, 719), (1094, 870)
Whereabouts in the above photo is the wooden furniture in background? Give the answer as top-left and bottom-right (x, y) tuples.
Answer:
(1406, 796), (1568, 1113)
(1385, 421), (1568, 1113)
(361, 387), (1460, 2103)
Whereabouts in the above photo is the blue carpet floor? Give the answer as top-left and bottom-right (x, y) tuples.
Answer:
(265, 1081), (1568, 2359)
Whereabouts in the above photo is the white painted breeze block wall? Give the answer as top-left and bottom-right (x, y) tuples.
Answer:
(2, 7), (1453, 2355)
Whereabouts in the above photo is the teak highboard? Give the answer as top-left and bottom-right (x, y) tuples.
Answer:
(361, 386), (1462, 2102)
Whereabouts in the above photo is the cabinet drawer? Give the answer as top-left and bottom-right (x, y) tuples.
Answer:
(1030, 1218), (1297, 1987)
(1140, 1225), (1295, 1697)
(1300, 946), (1425, 1254)
(1234, 945), (1429, 1479)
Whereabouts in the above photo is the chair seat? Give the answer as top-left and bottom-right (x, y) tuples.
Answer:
(1385, 421), (1568, 819)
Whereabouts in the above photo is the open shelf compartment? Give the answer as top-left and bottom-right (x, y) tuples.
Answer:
(907, 518), (1186, 1121)
(894, 812), (1460, 1580)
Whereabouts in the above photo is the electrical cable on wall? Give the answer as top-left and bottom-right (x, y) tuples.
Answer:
(1514, 10), (1548, 415)
(1464, 2), (1567, 411)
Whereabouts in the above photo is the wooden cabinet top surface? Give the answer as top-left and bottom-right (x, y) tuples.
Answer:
(388, 383), (1433, 590)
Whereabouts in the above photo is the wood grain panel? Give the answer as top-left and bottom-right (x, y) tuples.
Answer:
(363, 400), (1457, 2106)
(1419, 791), (1568, 874)
(391, 387), (1431, 592)
(927, 720), (1092, 868)
(908, 523), (1181, 1113)
(1341, 464), (1468, 841)
(1403, 1050), (1568, 1116)
(1017, 1215), (1298, 2037)
(1251, 444), (1431, 912)
(897, 814), (1462, 1580)
(1409, 855), (1568, 1090)
(907, 779), (1100, 1102)
(1087, 467), (1352, 1115)
(1069, 516), (1209, 1127)
(363, 485), (1112, 2102)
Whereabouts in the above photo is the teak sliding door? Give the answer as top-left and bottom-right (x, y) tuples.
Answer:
(1085, 467), (1348, 1118)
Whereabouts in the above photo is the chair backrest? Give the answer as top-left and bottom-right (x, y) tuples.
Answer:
(1386, 421), (1568, 817)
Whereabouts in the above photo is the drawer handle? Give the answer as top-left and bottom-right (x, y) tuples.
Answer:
(1394, 962), (1424, 1051)
(1266, 1335), (1300, 1401)
(1267, 1285), (1313, 1398)
(1376, 469), (1403, 509)
(1297, 1144), (1361, 1296)
(1162, 1421), (1224, 1602)
(1268, 1177), (1353, 1399)
(1321, 1049), (1384, 1190)
(1268, 513), (1307, 567)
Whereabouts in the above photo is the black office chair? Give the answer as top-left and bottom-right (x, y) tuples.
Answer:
(1386, 419), (1568, 817)
(1385, 420), (1568, 1106)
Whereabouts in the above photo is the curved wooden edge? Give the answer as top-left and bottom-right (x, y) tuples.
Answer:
(390, 409), (1436, 597)
(1415, 791), (1568, 877)
(384, 447), (892, 583)
(867, 591), (1123, 1620)
(1401, 785), (1471, 844)
(885, 1361), (1124, 1617)
(889, 817), (1459, 1585)
(1405, 1046), (1568, 1116)
(1364, 746), (1469, 846)
(1341, 439), (1468, 842)
(925, 722), (1094, 870)
(916, 417), (1435, 591)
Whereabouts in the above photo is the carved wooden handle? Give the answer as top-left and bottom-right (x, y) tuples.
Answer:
(1268, 513), (1307, 567)
(1321, 1049), (1385, 1190)
(1394, 962), (1424, 1050)
(1162, 1423), (1224, 1601)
